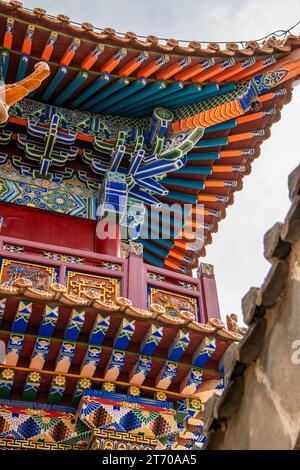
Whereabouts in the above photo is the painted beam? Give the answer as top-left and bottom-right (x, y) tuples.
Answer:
(231, 55), (276, 81)
(72, 377), (92, 406)
(192, 337), (216, 367)
(101, 48), (127, 73)
(94, 78), (147, 113)
(157, 56), (192, 80)
(168, 83), (235, 109)
(155, 361), (178, 389)
(41, 31), (58, 61)
(0, 50), (10, 82)
(38, 305), (59, 337)
(136, 54), (169, 78)
(162, 177), (205, 191)
(109, 80), (166, 114)
(55, 341), (76, 373)
(41, 66), (68, 101)
(22, 370), (42, 401)
(11, 300), (32, 333)
(141, 239), (169, 258)
(168, 330), (190, 361)
(104, 350), (126, 380)
(213, 57), (256, 82)
(140, 324), (163, 355)
(89, 313), (110, 345)
(127, 81), (184, 115)
(15, 54), (30, 82)
(129, 355), (152, 385)
(175, 166), (212, 175)
(48, 375), (67, 404)
(69, 73), (110, 108)
(162, 83), (214, 106)
(81, 43), (105, 71)
(29, 337), (51, 369)
(5, 334), (24, 366)
(61, 38), (81, 66)
(15, 24), (35, 81)
(82, 77), (129, 111)
(180, 368), (203, 395)
(0, 368), (15, 398)
(80, 345), (102, 377)
(195, 137), (228, 148)
(150, 84), (217, 110)
(64, 308), (85, 341)
(204, 179), (238, 188)
(143, 250), (165, 267)
(3, 17), (14, 50)
(162, 191), (198, 204)
(204, 119), (237, 134)
(113, 318), (136, 350)
(118, 51), (149, 76)
(54, 70), (89, 106)
(174, 59), (214, 81)
(192, 58), (235, 82)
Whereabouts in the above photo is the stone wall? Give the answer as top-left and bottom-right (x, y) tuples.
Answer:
(203, 165), (300, 450)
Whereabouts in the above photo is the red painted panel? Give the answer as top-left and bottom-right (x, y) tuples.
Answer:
(201, 275), (221, 321)
(0, 202), (96, 251)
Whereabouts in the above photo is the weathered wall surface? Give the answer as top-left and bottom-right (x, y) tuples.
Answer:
(203, 165), (300, 450)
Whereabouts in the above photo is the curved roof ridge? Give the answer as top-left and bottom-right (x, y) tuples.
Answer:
(1, 0), (300, 58)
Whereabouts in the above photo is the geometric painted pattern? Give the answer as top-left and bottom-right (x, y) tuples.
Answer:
(11, 301), (32, 333)
(77, 391), (180, 441)
(0, 406), (74, 442)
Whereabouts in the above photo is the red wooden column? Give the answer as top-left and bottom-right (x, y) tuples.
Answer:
(197, 262), (221, 322)
(127, 242), (147, 308)
(95, 220), (120, 257)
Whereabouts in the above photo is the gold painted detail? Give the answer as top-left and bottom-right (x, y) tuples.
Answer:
(66, 270), (119, 303)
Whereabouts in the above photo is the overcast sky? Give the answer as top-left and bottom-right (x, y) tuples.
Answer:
(20, 0), (300, 321)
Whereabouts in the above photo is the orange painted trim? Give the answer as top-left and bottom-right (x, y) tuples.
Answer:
(191, 60), (235, 83)
(101, 48), (127, 73)
(198, 195), (220, 202)
(167, 248), (186, 261)
(81, 54), (98, 71)
(61, 38), (81, 66)
(212, 62), (252, 83)
(21, 25), (35, 55)
(219, 150), (244, 157)
(174, 60), (215, 81)
(171, 97), (244, 132)
(8, 117), (96, 145)
(227, 131), (260, 143)
(118, 53), (149, 77)
(231, 60), (272, 81)
(3, 17), (14, 50)
(81, 46), (104, 71)
(192, 207), (210, 216)
(205, 180), (236, 188)
(156, 58), (191, 80)
(118, 58), (141, 76)
(259, 91), (279, 103)
(212, 165), (243, 173)
(164, 259), (180, 270)
(174, 240), (189, 250)
(76, 133), (94, 142)
(41, 32), (58, 62)
(136, 55), (169, 78)
(185, 221), (209, 230)
(8, 116), (27, 126)
(236, 112), (265, 124)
